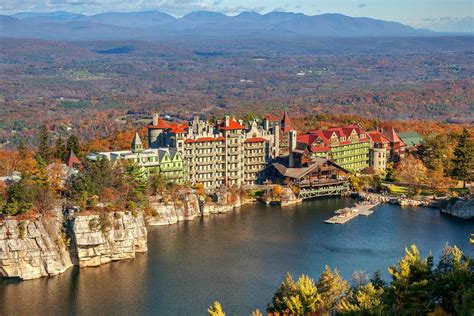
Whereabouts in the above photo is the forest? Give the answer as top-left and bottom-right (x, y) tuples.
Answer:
(0, 37), (472, 148)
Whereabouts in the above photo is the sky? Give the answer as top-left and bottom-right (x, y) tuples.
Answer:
(1, 0), (473, 31)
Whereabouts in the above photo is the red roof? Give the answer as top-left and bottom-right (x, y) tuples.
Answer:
(368, 131), (390, 144)
(147, 117), (171, 129)
(219, 117), (245, 131)
(264, 114), (279, 121)
(169, 123), (188, 133)
(281, 112), (294, 133)
(195, 137), (215, 143)
(383, 126), (402, 143)
(244, 137), (265, 143)
(298, 125), (369, 149)
(65, 150), (81, 168)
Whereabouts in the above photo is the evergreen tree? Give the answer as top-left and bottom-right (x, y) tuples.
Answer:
(125, 162), (147, 206)
(370, 270), (387, 290)
(316, 265), (350, 312)
(451, 128), (473, 188)
(18, 139), (27, 158)
(267, 272), (297, 313)
(37, 125), (51, 163)
(66, 135), (81, 157)
(433, 244), (474, 314)
(54, 136), (67, 161)
(285, 274), (321, 315)
(2, 179), (34, 215)
(338, 283), (384, 315)
(386, 244), (434, 314)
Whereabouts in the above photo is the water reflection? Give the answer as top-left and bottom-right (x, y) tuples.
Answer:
(1, 197), (472, 315)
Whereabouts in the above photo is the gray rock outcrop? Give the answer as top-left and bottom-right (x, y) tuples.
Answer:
(69, 211), (147, 267)
(441, 198), (474, 219)
(0, 215), (73, 280)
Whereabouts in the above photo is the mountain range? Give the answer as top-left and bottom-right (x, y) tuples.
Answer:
(0, 10), (439, 41)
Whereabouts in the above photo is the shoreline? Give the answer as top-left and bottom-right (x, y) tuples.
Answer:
(2, 190), (471, 281)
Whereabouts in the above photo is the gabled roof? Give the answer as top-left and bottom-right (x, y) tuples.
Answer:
(168, 148), (179, 160)
(169, 123), (188, 134)
(65, 150), (81, 168)
(398, 131), (423, 147)
(270, 158), (348, 180)
(264, 114), (280, 121)
(281, 112), (294, 133)
(131, 132), (143, 146)
(383, 126), (402, 143)
(147, 117), (171, 129)
(218, 117), (245, 131)
(368, 131), (390, 144)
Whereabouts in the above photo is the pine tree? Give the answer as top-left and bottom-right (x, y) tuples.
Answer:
(316, 265), (350, 312)
(386, 244), (434, 315)
(55, 136), (67, 161)
(451, 128), (473, 188)
(338, 283), (384, 315)
(433, 244), (474, 314)
(66, 135), (81, 157)
(285, 274), (321, 315)
(267, 272), (297, 313)
(37, 125), (51, 163)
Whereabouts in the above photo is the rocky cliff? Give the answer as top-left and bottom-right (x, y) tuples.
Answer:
(147, 191), (242, 226)
(441, 198), (474, 219)
(0, 213), (73, 280)
(147, 192), (202, 225)
(69, 211), (147, 267)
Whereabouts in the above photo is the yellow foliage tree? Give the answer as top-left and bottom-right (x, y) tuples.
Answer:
(207, 301), (225, 316)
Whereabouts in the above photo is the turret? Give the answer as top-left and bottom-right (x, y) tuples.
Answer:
(131, 132), (144, 153)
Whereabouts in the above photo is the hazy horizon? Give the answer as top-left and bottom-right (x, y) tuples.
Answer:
(1, 0), (473, 33)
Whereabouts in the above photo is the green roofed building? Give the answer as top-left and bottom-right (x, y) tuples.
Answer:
(87, 132), (186, 184)
(398, 131), (423, 149)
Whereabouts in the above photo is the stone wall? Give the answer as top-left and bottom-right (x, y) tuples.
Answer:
(441, 198), (474, 219)
(69, 211), (147, 267)
(0, 214), (73, 280)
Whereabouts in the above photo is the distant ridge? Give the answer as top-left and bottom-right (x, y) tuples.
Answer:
(1, 10), (438, 41)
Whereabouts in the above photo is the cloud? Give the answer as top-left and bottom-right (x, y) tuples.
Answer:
(0, 0), (273, 16)
(358, 3), (367, 8)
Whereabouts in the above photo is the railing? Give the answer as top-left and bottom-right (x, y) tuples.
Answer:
(298, 183), (349, 199)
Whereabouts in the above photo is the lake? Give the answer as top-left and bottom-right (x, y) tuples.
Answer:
(1, 197), (472, 315)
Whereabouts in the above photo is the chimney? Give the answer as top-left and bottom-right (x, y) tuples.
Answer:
(225, 115), (230, 127)
(153, 113), (159, 126)
(289, 130), (297, 168)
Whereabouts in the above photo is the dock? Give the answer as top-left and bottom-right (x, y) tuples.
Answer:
(325, 202), (380, 224)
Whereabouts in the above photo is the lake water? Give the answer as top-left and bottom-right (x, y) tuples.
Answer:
(1, 197), (472, 315)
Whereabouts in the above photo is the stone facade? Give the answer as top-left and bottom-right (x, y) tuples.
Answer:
(147, 114), (289, 189)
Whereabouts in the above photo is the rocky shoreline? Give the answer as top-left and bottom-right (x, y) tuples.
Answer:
(3, 189), (470, 280)
(0, 191), (246, 280)
(358, 191), (473, 220)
